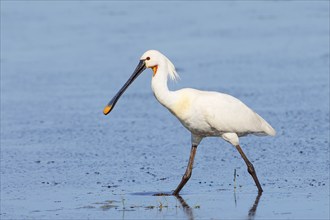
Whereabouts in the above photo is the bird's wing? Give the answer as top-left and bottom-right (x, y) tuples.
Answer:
(196, 91), (275, 136)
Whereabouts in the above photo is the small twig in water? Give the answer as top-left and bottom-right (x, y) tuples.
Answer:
(121, 197), (126, 210)
(234, 168), (237, 190)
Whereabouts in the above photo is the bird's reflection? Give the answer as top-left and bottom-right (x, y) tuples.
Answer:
(119, 191), (262, 220)
(173, 192), (262, 220)
(247, 192), (262, 220)
(174, 195), (194, 220)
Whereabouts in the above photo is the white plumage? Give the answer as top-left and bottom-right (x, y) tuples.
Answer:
(104, 49), (276, 195)
(146, 50), (275, 146)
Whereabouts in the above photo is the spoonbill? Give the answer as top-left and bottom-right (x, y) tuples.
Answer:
(103, 50), (276, 195)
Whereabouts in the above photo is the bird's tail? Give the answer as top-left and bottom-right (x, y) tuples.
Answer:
(263, 122), (276, 136)
(256, 113), (276, 136)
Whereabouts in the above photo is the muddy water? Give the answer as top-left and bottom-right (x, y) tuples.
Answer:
(1, 1), (329, 219)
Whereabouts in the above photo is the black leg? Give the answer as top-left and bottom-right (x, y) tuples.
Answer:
(235, 144), (263, 193)
(173, 145), (198, 195)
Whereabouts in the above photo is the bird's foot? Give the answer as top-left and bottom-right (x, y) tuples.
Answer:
(153, 192), (172, 196)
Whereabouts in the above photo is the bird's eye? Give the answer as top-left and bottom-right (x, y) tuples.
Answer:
(146, 57), (150, 60)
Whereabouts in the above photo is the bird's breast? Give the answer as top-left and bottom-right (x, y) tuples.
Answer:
(168, 96), (217, 136)
(170, 96), (191, 120)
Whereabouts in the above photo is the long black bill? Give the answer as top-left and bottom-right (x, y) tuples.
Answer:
(103, 60), (146, 115)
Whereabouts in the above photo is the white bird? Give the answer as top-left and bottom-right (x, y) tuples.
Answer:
(104, 50), (276, 195)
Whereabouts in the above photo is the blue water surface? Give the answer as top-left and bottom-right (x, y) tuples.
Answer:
(1, 1), (329, 219)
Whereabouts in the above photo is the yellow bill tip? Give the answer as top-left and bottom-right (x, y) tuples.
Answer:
(103, 105), (112, 115)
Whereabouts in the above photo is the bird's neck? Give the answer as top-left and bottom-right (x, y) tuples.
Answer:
(151, 65), (176, 109)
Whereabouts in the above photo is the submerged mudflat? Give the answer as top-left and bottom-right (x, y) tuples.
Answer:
(1, 1), (329, 219)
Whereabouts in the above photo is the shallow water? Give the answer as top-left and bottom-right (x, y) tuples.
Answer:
(1, 1), (329, 219)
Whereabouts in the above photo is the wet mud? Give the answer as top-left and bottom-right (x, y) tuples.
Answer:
(1, 1), (329, 219)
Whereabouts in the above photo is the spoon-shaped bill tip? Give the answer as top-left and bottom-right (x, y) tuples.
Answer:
(103, 105), (112, 115)
(103, 60), (146, 116)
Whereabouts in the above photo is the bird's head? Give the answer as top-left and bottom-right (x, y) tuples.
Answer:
(140, 50), (161, 75)
(103, 50), (178, 115)
(141, 50), (179, 80)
